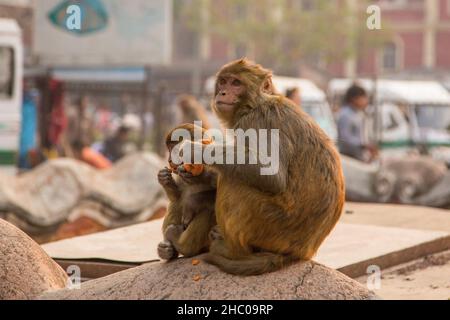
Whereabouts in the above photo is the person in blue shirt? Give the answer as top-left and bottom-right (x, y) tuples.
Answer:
(19, 88), (38, 169)
(337, 84), (378, 162)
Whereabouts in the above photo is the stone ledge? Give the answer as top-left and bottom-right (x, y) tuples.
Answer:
(0, 218), (378, 300)
(39, 256), (378, 300)
(0, 219), (68, 300)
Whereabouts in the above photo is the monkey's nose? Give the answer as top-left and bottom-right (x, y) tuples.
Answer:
(220, 91), (226, 96)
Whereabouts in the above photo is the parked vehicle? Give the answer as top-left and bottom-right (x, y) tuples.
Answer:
(0, 19), (23, 175)
(328, 79), (450, 166)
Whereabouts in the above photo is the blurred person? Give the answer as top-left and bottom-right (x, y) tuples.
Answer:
(93, 103), (114, 139)
(47, 80), (68, 151)
(19, 84), (38, 169)
(72, 139), (112, 170)
(337, 84), (378, 162)
(66, 96), (95, 148)
(285, 87), (301, 107)
(101, 125), (131, 162)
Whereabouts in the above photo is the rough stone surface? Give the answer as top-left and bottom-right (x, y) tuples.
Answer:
(39, 256), (377, 300)
(0, 219), (68, 300)
(416, 172), (450, 209)
(0, 152), (167, 236)
(343, 155), (448, 205)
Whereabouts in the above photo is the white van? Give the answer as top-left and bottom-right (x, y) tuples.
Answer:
(205, 76), (337, 141)
(328, 79), (450, 165)
(0, 19), (22, 174)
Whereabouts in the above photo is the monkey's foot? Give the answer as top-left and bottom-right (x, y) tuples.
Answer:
(209, 225), (223, 241)
(165, 224), (184, 242)
(157, 241), (178, 260)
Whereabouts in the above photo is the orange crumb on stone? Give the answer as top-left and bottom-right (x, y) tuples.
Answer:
(193, 275), (201, 281)
(192, 259), (200, 266)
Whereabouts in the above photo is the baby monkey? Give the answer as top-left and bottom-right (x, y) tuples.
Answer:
(157, 123), (217, 260)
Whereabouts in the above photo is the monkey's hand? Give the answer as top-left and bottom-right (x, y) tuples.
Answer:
(164, 224), (185, 242)
(158, 240), (178, 260)
(158, 167), (178, 190)
(209, 225), (224, 241)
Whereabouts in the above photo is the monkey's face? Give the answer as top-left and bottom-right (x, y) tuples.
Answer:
(166, 144), (179, 172)
(215, 74), (245, 115)
(165, 124), (211, 173)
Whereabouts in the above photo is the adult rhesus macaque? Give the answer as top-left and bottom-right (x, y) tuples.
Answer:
(184, 59), (345, 275)
(157, 124), (217, 260)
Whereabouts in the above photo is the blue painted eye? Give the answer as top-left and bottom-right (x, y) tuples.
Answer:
(48, 0), (109, 35)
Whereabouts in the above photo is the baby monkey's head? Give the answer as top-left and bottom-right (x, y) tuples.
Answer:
(165, 123), (212, 176)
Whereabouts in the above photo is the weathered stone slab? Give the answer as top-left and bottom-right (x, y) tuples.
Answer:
(39, 257), (377, 300)
(341, 155), (449, 206)
(316, 223), (449, 277)
(0, 217), (377, 300)
(0, 152), (167, 233)
(0, 219), (68, 300)
(341, 202), (450, 232)
(43, 220), (163, 263)
(415, 172), (450, 209)
(43, 219), (449, 276)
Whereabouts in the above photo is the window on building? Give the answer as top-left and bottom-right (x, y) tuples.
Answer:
(382, 42), (398, 71)
(0, 47), (14, 99)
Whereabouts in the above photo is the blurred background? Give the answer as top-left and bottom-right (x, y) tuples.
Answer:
(0, 0), (449, 299)
(0, 1), (449, 244)
(0, 0), (450, 233)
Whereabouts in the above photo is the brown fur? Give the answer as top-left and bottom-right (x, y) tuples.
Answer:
(157, 124), (217, 259)
(204, 58), (345, 275)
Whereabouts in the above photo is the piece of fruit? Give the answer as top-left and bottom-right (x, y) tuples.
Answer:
(183, 163), (204, 176)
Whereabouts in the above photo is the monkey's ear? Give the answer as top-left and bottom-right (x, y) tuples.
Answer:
(262, 77), (274, 94)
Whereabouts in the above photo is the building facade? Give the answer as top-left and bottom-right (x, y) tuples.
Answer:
(338, 0), (450, 78)
(174, 0), (450, 81)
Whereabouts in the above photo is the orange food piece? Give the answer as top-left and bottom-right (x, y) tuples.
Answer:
(182, 138), (212, 176)
(183, 163), (204, 176)
(193, 275), (201, 281)
(192, 259), (200, 266)
(201, 138), (212, 145)
(169, 138), (213, 176)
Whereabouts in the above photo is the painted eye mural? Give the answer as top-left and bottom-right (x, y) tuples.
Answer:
(48, 0), (109, 35)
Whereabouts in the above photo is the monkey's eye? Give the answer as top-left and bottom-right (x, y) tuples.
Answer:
(232, 79), (242, 86)
(218, 78), (227, 86)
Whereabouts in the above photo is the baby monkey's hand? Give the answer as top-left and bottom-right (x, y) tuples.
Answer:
(158, 167), (177, 189)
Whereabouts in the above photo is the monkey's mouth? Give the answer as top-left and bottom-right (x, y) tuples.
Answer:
(216, 102), (235, 113)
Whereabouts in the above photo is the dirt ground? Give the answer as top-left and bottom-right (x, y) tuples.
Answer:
(356, 250), (450, 300)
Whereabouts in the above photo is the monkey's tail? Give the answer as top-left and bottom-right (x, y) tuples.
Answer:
(204, 251), (299, 276)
